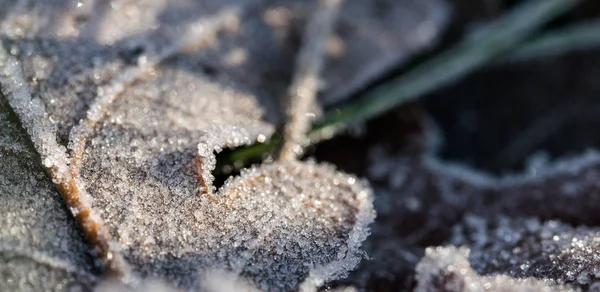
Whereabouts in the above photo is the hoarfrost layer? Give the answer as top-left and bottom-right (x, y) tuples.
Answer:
(414, 246), (574, 292)
(82, 149), (374, 289)
(0, 99), (97, 291)
(451, 215), (600, 288)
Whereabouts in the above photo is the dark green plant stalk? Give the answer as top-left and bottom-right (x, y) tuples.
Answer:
(218, 0), (579, 168)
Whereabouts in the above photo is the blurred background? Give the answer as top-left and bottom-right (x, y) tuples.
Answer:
(312, 0), (600, 177)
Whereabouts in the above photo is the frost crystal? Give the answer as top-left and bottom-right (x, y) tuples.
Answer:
(450, 215), (600, 287)
(83, 140), (374, 290)
(0, 99), (97, 291)
(414, 246), (574, 292)
(0, 44), (71, 182)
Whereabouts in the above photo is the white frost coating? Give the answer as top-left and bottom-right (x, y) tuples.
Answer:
(299, 177), (375, 292)
(278, 0), (343, 161)
(73, 52), (367, 289)
(83, 123), (374, 290)
(450, 215), (600, 287)
(369, 119), (600, 191)
(421, 156), (499, 188)
(99, 270), (261, 292)
(496, 150), (600, 185)
(0, 100), (98, 291)
(415, 246), (575, 292)
(361, 134), (600, 290)
(189, 0), (450, 107)
(0, 32), (125, 277)
(0, 1), (379, 289)
(0, 47), (71, 182)
(68, 7), (246, 155)
(215, 161), (375, 291)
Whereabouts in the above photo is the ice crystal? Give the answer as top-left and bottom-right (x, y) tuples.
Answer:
(414, 246), (575, 292)
(450, 215), (600, 287)
(0, 98), (97, 291)
(82, 142), (374, 290)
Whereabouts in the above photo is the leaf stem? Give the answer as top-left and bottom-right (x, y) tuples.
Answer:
(0, 47), (130, 277)
(277, 0), (344, 161)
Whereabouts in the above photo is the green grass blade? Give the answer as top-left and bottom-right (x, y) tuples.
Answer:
(505, 20), (600, 62)
(311, 0), (579, 137)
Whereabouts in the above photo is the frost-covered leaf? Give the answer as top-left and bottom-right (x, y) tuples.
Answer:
(0, 1), (377, 290)
(414, 246), (574, 292)
(0, 98), (98, 291)
(450, 215), (600, 287)
(83, 115), (375, 288)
